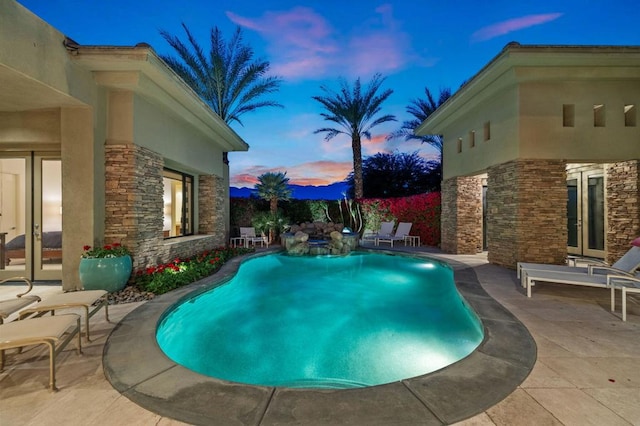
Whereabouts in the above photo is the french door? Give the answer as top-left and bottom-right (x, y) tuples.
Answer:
(0, 153), (62, 281)
(567, 169), (605, 259)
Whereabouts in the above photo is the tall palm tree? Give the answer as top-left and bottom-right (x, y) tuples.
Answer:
(387, 87), (452, 162)
(160, 24), (283, 126)
(312, 73), (396, 199)
(255, 172), (292, 215)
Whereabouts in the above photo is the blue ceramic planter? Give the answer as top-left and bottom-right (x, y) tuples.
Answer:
(79, 255), (132, 293)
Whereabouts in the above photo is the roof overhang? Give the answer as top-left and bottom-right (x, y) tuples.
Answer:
(70, 43), (249, 152)
(415, 43), (640, 136)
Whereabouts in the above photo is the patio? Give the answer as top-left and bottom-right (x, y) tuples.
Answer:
(1, 246), (638, 425)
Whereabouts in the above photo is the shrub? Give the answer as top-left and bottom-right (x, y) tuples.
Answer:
(133, 246), (253, 295)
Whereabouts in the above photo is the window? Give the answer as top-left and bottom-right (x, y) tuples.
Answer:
(484, 121), (490, 141)
(163, 169), (193, 238)
(469, 131), (475, 148)
(593, 104), (605, 127)
(625, 104), (636, 127)
(563, 104), (574, 127)
(457, 138), (462, 153)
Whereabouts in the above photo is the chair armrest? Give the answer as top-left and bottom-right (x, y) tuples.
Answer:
(0, 276), (34, 298)
(589, 265), (632, 276)
(607, 275), (640, 288)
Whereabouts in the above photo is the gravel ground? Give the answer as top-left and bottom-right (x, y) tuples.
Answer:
(104, 285), (156, 304)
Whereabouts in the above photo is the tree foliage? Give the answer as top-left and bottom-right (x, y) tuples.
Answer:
(254, 172), (292, 215)
(346, 151), (441, 198)
(160, 24), (283, 126)
(312, 73), (396, 199)
(387, 87), (452, 160)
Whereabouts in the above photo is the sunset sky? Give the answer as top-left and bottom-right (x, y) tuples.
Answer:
(18, 0), (640, 188)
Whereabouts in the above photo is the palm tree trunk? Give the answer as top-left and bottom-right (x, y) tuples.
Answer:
(352, 134), (364, 199)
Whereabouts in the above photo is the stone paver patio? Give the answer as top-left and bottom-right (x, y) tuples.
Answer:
(1, 245), (638, 425)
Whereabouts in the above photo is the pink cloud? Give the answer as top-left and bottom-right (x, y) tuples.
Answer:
(226, 4), (434, 80)
(230, 160), (352, 187)
(471, 13), (563, 42)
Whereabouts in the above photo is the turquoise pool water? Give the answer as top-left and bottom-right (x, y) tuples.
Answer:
(156, 252), (484, 389)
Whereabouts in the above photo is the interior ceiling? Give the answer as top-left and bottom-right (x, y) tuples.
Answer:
(0, 66), (85, 112)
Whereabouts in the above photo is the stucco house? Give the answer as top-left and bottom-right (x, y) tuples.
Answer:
(417, 43), (640, 268)
(0, 1), (249, 290)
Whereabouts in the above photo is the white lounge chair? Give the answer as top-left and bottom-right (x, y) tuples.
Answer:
(517, 245), (640, 287)
(376, 222), (412, 247)
(362, 221), (395, 244)
(239, 227), (269, 248)
(0, 314), (82, 391)
(607, 275), (640, 321)
(521, 268), (640, 318)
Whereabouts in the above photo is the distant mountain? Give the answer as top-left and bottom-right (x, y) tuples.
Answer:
(230, 181), (349, 200)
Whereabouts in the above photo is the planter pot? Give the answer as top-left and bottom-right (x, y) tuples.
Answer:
(79, 255), (132, 293)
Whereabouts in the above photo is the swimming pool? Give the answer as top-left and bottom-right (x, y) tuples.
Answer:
(156, 252), (484, 389)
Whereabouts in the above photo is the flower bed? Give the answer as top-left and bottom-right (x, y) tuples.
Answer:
(132, 246), (253, 296)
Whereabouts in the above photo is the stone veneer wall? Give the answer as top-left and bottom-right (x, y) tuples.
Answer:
(487, 160), (567, 268)
(198, 174), (226, 244)
(105, 144), (221, 274)
(606, 160), (640, 264)
(440, 176), (483, 254)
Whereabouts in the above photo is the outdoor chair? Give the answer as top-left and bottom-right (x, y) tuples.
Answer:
(0, 314), (82, 391)
(239, 227), (269, 248)
(0, 277), (41, 324)
(376, 222), (412, 247)
(362, 221), (395, 244)
(19, 289), (109, 342)
(520, 267), (640, 321)
(517, 241), (640, 288)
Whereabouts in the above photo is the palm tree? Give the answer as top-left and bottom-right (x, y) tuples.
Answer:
(387, 87), (452, 162)
(312, 73), (396, 199)
(159, 24), (283, 126)
(254, 172), (292, 216)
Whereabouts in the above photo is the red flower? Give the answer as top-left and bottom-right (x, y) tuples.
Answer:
(83, 245), (91, 251)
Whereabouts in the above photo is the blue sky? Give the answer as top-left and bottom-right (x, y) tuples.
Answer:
(17, 0), (640, 187)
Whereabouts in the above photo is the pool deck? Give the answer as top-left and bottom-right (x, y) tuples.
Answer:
(1, 245), (639, 425)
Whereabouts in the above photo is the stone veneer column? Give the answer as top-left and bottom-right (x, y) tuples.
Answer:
(104, 144), (164, 271)
(198, 174), (226, 246)
(606, 160), (640, 264)
(487, 160), (567, 268)
(440, 176), (483, 254)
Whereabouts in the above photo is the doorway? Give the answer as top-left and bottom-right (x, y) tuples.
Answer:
(0, 153), (62, 281)
(567, 166), (606, 259)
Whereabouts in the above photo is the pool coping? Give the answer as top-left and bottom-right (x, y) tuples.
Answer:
(103, 248), (536, 426)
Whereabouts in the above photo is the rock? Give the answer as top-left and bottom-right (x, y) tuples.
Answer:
(294, 231), (309, 242)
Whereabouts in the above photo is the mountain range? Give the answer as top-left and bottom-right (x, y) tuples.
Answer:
(230, 181), (349, 200)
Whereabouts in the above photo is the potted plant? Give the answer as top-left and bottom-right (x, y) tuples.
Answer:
(79, 243), (132, 292)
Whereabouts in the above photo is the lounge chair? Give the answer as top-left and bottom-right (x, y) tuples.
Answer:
(19, 289), (109, 342)
(0, 277), (42, 324)
(239, 227), (269, 248)
(607, 275), (640, 321)
(0, 314), (82, 391)
(362, 221), (395, 244)
(521, 267), (640, 316)
(376, 222), (412, 247)
(517, 245), (640, 287)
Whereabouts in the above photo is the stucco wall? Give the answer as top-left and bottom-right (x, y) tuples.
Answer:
(442, 86), (519, 180)
(519, 80), (640, 161)
(133, 95), (224, 177)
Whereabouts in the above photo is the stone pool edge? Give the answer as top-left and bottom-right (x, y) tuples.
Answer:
(103, 248), (536, 426)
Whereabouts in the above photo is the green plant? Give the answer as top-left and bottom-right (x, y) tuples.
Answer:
(82, 243), (131, 258)
(309, 200), (331, 222)
(133, 246), (252, 295)
(252, 211), (290, 242)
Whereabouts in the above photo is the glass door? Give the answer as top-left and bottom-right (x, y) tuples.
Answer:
(0, 153), (62, 281)
(566, 169), (605, 259)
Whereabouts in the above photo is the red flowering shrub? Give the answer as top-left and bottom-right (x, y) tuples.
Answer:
(360, 192), (441, 247)
(133, 246), (252, 295)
